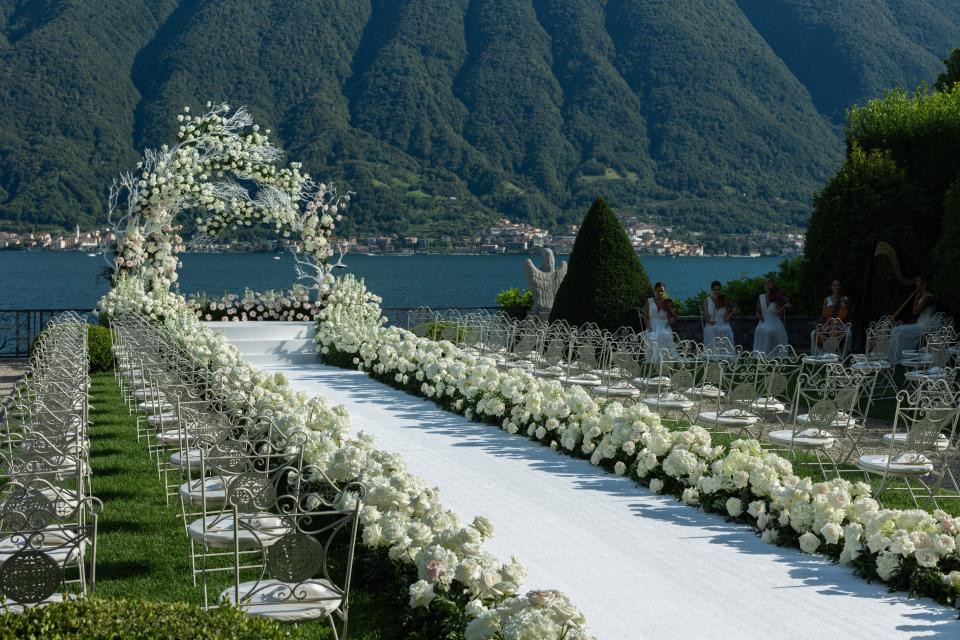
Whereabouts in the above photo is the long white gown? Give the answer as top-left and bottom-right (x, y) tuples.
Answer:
(891, 303), (936, 360)
(645, 297), (677, 363)
(703, 297), (736, 353)
(809, 296), (853, 356)
(753, 293), (789, 355)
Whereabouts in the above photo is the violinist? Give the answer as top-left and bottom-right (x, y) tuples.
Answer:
(820, 280), (850, 323)
(643, 281), (678, 363)
(811, 280), (852, 354)
(703, 280), (737, 352)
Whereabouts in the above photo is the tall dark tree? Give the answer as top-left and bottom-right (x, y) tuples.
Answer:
(550, 197), (651, 331)
(935, 49), (960, 91)
(934, 177), (960, 315)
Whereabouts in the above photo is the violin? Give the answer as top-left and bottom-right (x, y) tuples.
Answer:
(819, 300), (849, 324)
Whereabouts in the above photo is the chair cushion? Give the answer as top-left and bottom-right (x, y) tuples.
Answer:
(684, 384), (724, 399)
(803, 354), (839, 365)
(642, 393), (694, 411)
(697, 409), (759, 426)
(858, 453), (934, 476)
(188, 514), (291, 549)
(220, 579), (341, 621)
(179, 477), (229, 505)
(797, 412), (857, 429)
(632, 376), (671, 389)
(594, 385), (640, 398)
(881, 432), (950, 451)
(751, 397), (787, 413)
(766, 428), (835, 449)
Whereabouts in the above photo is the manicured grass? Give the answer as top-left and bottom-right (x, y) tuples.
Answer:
(88, 373), (403, 639)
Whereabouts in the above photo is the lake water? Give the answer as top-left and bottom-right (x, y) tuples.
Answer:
(0, 251), (782, 310)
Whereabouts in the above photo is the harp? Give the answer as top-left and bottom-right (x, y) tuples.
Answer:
(873, 241), (916, 320)
(855, 239), (915, 349)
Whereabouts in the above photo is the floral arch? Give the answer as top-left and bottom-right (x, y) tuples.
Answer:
(108, 103), (346, 295)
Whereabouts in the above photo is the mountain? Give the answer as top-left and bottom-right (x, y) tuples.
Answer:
(1, 0), (959, 237)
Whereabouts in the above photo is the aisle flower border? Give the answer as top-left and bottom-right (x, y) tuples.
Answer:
(316, 275), (960, 612)
(98, 274), (594, 640)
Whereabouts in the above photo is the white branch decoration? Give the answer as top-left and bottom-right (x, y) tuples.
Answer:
(105, 102), (347, 292)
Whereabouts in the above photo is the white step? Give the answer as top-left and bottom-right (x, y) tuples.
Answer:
(228, 338), (316, 356)
(204, 321), (315, 341)
(243, 353), (319, 366)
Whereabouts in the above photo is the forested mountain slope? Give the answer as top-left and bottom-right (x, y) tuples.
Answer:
(1, 0), (957, 235)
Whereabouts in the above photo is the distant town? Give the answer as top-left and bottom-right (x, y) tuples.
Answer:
(1, 217), (804, 258)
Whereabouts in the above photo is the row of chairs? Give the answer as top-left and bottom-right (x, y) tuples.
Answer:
(408, 307), (960, 509)
(112, 313), (363, 637)
(0, 313), (100, 611)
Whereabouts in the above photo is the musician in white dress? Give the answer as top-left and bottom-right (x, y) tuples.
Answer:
(753, 277), (791, 355)
(703, 280), (737, 353)
(891, 275), (936, 359)
(643, 282), (677, 363)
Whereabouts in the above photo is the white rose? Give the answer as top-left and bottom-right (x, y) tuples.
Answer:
(914, 548), (940, 569)
(821, 523), (843, 545)
(408, 579), (435, 609)
(798, 532), (821, 554)
(747, 500), (766, 518)
(944, 571), (960, 589)
(876, 552), (901, 581)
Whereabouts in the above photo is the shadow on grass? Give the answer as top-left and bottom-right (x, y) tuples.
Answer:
(96, 559), (154, 580)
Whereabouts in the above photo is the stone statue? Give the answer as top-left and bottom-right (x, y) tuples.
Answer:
(524, 248), (568, 320)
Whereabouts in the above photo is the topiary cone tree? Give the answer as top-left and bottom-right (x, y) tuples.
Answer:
(550, 197), (651, 331)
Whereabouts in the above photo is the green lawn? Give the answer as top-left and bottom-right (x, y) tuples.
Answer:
(88, 373), (403, 639)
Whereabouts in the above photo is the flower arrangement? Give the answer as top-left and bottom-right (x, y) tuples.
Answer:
(188, 288), (320, 322)
(316, 274), (960, 613)
(98, 273), (593, 639)
(108, 103), (346, 293)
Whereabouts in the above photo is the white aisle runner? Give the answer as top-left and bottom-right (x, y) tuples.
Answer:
(263, 363), (955, 639)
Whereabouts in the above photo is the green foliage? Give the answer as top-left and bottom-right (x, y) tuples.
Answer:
(804, 145), (924, 305)
(0, 599), (300, 640)
(550, 197), (651, 331)
(87, 325), (114, 373)
(847, 86), (960, 210)
(935, 49), (960, 91)
(934, 178), (960, 316)
(4, 2), (958, 236)
(495, 287), (532, 310)
(680, 256), (814, 315)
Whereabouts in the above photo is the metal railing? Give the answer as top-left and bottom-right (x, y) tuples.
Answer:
(381, 306), (499, 328)
(0, 308), (96, 358)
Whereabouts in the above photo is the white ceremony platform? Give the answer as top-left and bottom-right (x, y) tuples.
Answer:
(212, 323), (959, 639)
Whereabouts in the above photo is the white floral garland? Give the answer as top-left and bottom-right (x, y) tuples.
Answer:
(188, 288), (320, 322)
(98, 275), (593, 640)
(316, 275), (960, 613)
(108, 103), (345, 293)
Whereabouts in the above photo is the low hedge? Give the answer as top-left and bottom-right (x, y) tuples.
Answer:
(30, 324), (113, 373)
(87, 325), (114, 373)
(0, 598), (301, 639)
